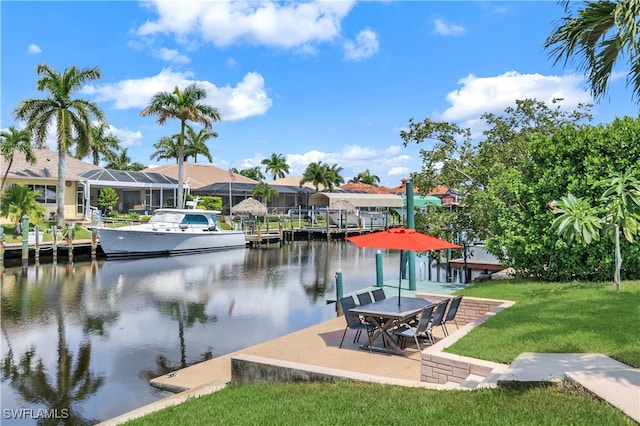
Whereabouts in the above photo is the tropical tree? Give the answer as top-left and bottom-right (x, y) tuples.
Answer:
(299, 162), (329, 192)
(106, 148), (145, 171)
(325, 163), (345, 191)
(184, 125), (216, 163)
(252, 182), (279, 205)
(551, 171), (640, 290)
(14, 64), (104, 227)
(150, 134), (181, 163)
(97, 186), (119, 212)
(349, 169), (380, 186)
(237, 166), (265, 181)
(261, 153), (290, 181)
(75, 121), (120, 166)
(0, 184), (45, 231)
(0, 126), (35, 192)
(544, 0), (640, 103)
(141, 84), (221, 209)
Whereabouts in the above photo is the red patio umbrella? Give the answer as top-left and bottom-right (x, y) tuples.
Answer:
(346, 228), (462, 303)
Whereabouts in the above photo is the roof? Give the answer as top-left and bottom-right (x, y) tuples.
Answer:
(405, 194), (442, 207)
(309, 192), (404, 208)
(81, 169), (179, 187)
(194, 182), (313, 195)
(271, 175), (325, 191)
(2, 148), (101, 180)
(144, 163), (258, 189)
(339, 182), (392, 194)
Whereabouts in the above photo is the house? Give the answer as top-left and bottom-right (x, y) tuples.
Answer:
(1, 149), (182, 224)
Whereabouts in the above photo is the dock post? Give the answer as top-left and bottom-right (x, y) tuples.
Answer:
(375, 251), (383, 287)
(91, 229), (97, 259)
(335, 270), (343, 315)
(66, 224), (74, 263)
(21, 215), (29, 269)
(34, 224), (40, 263)
(52, 225), (58, 263)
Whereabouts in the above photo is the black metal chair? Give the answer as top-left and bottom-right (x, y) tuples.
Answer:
(442, 295), (463, 336)
(393, 303), (437, 350)
(338, 296), (375, 351)
(357, 291), (373, 306)
(372, 288), (386, 302)
(431, 298), (450, 336)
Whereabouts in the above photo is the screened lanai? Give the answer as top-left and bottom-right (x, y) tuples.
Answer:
(193, 182), (314, 212)
(80, 169), (182, 216)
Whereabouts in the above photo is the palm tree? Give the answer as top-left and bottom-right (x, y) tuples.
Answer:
(238, 166), (265, 181)
(299, 162), (329, 192)
(141, 84), (221, 209)
(14, 64), (104, 226)
(261, 153), (290, 181)
(544, 0), (640, 103)
(349, 169), (380, 186)
(252, 182), (279, 205)
(106, 148), (145, 171)
(184, 124), (217, 163)
(75, 121), (120, 166)
(0, 184), (45, 231)
(325, 163), (345, 192)
(0, 126), (35, 192)
(151, 134), (181, 163)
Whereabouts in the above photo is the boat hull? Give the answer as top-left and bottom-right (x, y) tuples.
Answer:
(97, 227), (247, 258)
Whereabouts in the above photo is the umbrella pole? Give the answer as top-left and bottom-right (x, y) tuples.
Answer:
(398, 250), (403, 305)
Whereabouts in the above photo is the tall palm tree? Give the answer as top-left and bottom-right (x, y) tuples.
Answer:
(151, 134), (181, 164)
(261, 153), (290, 181)
(14, 64), (104, 226)
(184, 124), (217, 163)
(348, 169), (380, 186)
(141, 84), (221, 209)
(325, 163), (345, 192)
(75, 121), (120, 166)
(106, 148), (145, 171)
(299, 162), (329, 192)
(238, 166), (265, 181)
(544, 0), (640, 103)
(0, 126), (36, 192)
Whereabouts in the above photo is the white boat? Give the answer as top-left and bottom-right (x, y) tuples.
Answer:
(96, 208), (247, 258)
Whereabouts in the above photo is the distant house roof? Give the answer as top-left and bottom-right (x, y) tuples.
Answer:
(144, 163), (258, 189)
(309, 192), (404, 209)
(2, 149), (100, 180)
(339, 182), (392, 194)
(272, 175), (325, 191)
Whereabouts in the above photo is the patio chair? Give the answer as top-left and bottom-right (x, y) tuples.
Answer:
(431, 298), (450, 336)
(357, 291), (373, 306)
(393, 303), (437, 350)
(442, 295), (463, 336)
(338, 296), (375, 351)
(372, 288), (386, 302)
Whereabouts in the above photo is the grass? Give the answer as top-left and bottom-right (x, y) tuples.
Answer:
(1, 223), (93, 243)
(124, 381), (634, 426)
(450, 280), (640, 367)
(123, 279), (639, 425)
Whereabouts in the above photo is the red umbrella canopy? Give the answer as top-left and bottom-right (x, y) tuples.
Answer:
(346, 228), (462, 251)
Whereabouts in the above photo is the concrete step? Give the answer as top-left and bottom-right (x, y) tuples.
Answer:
(460, 374), (485, 389)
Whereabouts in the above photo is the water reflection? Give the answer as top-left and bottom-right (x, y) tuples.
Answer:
(2, 241), (406, 424)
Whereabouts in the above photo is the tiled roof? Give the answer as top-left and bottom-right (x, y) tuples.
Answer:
(2, 149), (101, 180)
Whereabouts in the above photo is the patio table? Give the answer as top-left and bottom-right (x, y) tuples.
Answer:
(349, 296), (432, 356)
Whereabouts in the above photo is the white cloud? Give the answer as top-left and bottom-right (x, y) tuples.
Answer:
(155, 47), (190, 64)
(107, 125), (144, 148)
(27, 43), (42, 54)
(433, 18), (466, 36)
(83, 68), (272, 121)
(137, 0), (355, 49)
(437, 71), (592, 133)
(343, 29), (379, 62)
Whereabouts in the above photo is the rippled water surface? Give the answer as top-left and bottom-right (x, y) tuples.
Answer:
(1, 241), (413, 425)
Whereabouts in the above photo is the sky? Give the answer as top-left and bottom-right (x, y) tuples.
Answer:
(1, 0), (638, 188)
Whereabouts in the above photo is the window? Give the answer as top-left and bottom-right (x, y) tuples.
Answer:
(182, 214), (209, 225)
(32, 185), (57, 204)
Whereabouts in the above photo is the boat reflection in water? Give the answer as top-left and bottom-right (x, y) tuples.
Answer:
(2, 241), (397, 425)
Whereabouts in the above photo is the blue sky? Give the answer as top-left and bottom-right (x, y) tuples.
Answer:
(2, 1), (637, 188)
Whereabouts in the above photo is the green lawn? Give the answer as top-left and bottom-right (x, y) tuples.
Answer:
(1, 223), (93, 243)
(123, 280), (639, 425)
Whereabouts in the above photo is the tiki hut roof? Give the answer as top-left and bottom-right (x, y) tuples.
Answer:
(231, 197), (268, 216)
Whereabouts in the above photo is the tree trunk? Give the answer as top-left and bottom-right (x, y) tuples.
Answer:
(57, 149), (66, 227)
(177, 121), (185, 209)
(0, 157), (14, 193)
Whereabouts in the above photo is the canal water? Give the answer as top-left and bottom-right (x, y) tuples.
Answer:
(2, 240), (452, 425)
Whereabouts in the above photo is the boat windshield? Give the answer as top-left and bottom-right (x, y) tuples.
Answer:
(182, 214), (210, 225)
(149, 212), (184, 224)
